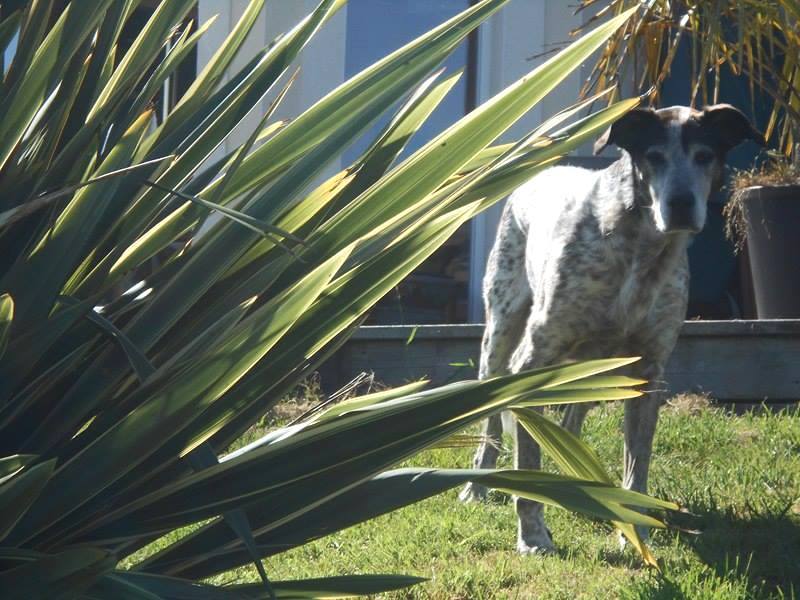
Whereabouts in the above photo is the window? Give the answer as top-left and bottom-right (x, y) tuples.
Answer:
(345, 0), (476, 324)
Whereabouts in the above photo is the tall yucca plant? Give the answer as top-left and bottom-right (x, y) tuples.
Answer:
(0, 1), (674, 597)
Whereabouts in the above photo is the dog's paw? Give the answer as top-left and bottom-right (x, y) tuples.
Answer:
(617, 530), (628, 551)
(517, 539), (556, 556)
(517, 528), (555, 556)
(458, 482), (489, 503)
(617, 527), (650, 550)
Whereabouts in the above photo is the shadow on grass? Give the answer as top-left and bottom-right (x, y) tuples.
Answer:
(667, 501), (800, 599)
(608, 501), (799, 599)
(689, 506), (799, 597)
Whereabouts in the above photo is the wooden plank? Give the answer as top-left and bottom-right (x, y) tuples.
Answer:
(319, 321), (800, 402)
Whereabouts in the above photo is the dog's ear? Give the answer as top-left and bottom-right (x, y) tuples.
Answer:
(699, 104), (765, 153)
(593, 108), (661, 155)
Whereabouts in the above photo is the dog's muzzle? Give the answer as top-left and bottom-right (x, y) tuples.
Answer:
(665, 193), (701, 233)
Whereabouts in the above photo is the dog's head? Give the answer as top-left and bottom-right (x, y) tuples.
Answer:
(594, 104), (764, 234)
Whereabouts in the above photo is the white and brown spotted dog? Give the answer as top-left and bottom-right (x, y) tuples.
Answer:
(460, 105), (763, 554)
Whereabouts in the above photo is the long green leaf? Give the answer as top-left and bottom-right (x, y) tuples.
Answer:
(0, 547), (114, 599)
(87, 0), (195, 122)
(166, 0), (267, 132)
(58, 0), (138, 144)
(310, 380), (431, 423)
(108, 0), (345, 266)
(230, 68), (463, 277)
(157, 207), (476, 462)
(140, 464), (671, 579)
(0, 11), (21, 60)
(185, 443), (275, 594)
(142, 180), (304, 244)
(0, 155), (174, 230)
(0, 459), (55, 541)
(118, 16), (218, 138)
(513, 387), (644, 405)
(82, 359), (640, 542)
(0, 297), (91, 404)
(350, 96), (642, 258)
(116, 0), (504, 281)
(0, 1), (115, 172)
(43, 1), (510, 460)
(0, 293), (13, 360)
(0, 1), (53, 99)
(215, 0), (507, 203)
(0, 455), (36, 481)
(303, 8), (638, 263)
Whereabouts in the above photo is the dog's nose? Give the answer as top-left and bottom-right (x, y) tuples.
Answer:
(668, 192), (694, 209)
(667, 193), (695, 229)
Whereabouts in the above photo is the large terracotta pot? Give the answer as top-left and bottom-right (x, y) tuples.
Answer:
(739, 184), (800, 318)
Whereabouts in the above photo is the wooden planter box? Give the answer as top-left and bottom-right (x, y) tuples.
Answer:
(320, 320), (800, 403)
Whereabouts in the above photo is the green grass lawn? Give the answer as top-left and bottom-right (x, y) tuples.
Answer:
(141, 395), (800, 599)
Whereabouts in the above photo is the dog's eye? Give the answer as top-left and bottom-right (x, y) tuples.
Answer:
(694, 150), (714, 166)
(644, 151), (666, 166)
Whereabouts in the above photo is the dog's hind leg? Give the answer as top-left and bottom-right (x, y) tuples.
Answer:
(508, 317), (574, 555)
(460, 210), (530, 503)
(561, 403), (592, 436)
(458, 414), (504, 504)
(458, 301), (527, 502)
(621, 359), (666, 544)
(621, 315), (681, 544)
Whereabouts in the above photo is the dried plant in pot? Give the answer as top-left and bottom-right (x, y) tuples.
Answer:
(724, 152), (800, 318)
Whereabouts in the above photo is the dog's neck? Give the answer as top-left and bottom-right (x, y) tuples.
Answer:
(595, 152), (690, 267)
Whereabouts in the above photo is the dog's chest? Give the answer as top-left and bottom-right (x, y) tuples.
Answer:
(608, 259), (660, 332)
(568, 235), (681, 337)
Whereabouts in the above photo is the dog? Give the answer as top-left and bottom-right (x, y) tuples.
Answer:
(459, 105), (763, 554)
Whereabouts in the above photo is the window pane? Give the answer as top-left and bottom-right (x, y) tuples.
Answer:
(345, 0), (473, 325)
(344, 0), (471, 163)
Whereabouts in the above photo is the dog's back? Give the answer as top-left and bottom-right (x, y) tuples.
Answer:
(507, 165), (600, 240)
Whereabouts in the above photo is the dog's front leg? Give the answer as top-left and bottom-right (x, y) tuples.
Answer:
(623, 361), (664, 542)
